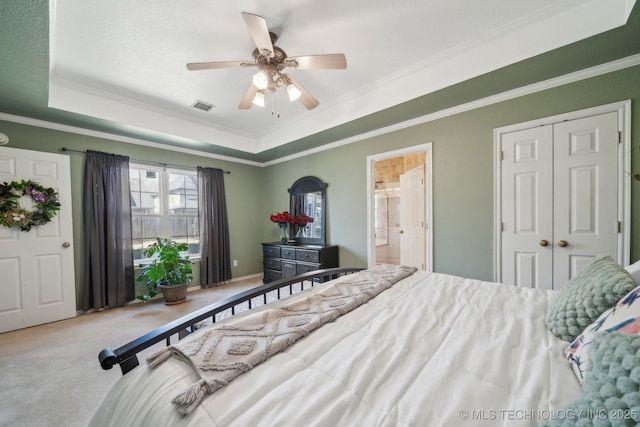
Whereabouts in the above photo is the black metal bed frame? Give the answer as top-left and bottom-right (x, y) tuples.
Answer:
(98, 267), (364, 375)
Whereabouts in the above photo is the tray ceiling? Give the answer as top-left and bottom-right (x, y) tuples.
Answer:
(3, 0), (637, 162)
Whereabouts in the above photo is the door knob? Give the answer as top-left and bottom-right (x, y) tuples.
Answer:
(62, 242), (71, 248)
(539, 240), (549, 247)
(557, 240), (568, 247)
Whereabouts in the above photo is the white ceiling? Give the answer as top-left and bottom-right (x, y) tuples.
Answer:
(48, 0), (635, 156)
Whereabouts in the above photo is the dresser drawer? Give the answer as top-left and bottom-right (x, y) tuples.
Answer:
(296, 262), (321, 274)
(262, 243), (339, 283)
(281, 247), (296, 260)
(296, 249), (320, 263)
(263, 257), (281, 271)
(263, 269), (282, 283)
(282, 261), (297, 278)
(263, 245), (281, 258)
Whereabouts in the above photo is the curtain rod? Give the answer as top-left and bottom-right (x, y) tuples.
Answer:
(60, 147), (230, 174)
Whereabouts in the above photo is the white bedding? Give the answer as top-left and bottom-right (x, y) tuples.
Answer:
(90, 270), (580, 427)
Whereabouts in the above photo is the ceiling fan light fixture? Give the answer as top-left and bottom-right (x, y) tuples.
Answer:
(186, 13), (345, 112)
(287, 84), (301, 102)
(252, 70), (269, 90)
(252, 91), (265, 107)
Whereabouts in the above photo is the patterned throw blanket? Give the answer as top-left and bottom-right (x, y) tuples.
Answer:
(147, 264), (417, 415)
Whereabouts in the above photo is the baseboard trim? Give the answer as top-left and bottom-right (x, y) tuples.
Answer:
(195, 273), (263, 290)
(77, 273), (264, 314)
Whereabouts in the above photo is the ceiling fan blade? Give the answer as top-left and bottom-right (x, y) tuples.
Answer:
(287, 54), (347, 70)
(287, 75), (319, 110)
(238, 84), (259, 109)
(187, 61), (250, 71)
(241, 12), (274, 58)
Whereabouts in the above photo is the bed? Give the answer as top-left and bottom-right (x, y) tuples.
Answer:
(92, 260), (640, 426)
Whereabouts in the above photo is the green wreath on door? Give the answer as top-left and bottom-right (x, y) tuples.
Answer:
(0, 180), (61, 231)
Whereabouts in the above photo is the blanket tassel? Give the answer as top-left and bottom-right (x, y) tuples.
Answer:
(172, 379), (208, 416)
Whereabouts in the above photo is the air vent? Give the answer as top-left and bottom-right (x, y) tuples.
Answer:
(192, 100), (214, 112)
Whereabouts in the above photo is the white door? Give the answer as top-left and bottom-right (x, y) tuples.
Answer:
(501, 111), (619, 290)
(400, 165), (426, 270)
(0, 147), (76, 333)
(501, 126), (554, 289)
(552, 112), (619, 285)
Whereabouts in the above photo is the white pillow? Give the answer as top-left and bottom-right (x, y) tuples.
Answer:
(624, 260), (640, 284)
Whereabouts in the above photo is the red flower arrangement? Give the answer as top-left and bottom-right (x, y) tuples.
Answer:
(293, 212), (314, 226)
(269, 211), (294, 226)
(271, 211), (314, 242)
(269, 211), (315, 227)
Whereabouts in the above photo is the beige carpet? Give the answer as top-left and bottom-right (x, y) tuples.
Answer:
(0, 276), (264, 427)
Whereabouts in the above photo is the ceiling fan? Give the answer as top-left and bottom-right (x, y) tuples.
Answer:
(186, 12), (347, 111)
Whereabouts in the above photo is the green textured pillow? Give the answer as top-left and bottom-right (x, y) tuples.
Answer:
(546, 255), (636, 342)
(540, 332), (640, 426)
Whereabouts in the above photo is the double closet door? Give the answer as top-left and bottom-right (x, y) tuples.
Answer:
(500, 111), (620, 291)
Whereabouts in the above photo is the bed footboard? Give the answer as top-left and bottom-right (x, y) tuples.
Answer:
(99, 267), (363, 375)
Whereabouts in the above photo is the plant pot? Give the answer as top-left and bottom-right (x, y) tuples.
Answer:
(158, 283), (189, 305)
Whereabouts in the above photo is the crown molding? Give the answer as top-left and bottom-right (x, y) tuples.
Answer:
(263, 53), (640, 166)
(0, 112), (263, 167)
(2, 54), (639, 168)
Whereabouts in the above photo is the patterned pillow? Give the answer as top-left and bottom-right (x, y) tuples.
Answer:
(545, 255), (636, 342)
(542, 333), (640, 426)
(566, 285), (640, 385)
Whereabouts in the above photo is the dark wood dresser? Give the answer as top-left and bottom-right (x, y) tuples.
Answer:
(262, 243), (339, 283)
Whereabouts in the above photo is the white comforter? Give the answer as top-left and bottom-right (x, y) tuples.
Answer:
(90, 270), (580, 427)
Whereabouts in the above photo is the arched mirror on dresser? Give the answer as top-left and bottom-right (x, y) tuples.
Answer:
(262, 176), (338, 283)
(288, 175), (327, 245)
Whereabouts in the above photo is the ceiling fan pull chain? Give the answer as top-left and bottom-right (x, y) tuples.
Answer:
(270, 91), (275, 116)
(270, 90), (281, 118)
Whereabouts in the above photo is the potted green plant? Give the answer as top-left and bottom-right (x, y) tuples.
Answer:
(136, 238), (193, 304)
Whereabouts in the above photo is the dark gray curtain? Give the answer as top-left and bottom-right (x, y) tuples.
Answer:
(83, 150), (134, 310)
(198, 167), (231, 287)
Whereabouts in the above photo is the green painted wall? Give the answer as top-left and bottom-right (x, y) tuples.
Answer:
(0, 121), (265, 308)
(2, 64), (640, 309)
(263, 65), (640, 280)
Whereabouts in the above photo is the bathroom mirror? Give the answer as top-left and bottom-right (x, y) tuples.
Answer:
(288, 176), (327, 245)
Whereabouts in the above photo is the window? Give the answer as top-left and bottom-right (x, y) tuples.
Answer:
(130, 164), (200, 261)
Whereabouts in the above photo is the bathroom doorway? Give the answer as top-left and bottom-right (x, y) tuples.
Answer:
(366, 143), (432, 271)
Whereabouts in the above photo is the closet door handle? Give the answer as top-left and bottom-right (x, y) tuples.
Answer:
(557, 240), (568, 247)
(539, 240), (549, 247)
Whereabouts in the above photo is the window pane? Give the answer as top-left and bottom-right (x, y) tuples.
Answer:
(132, 240), (144, 261)
(142, 217), (161, 238)
(186, 192), (198, 210)
(187, 216), (199, 238)
(132, 169), (161, 216)
(185, 175), (197, 190)
(171, 216), (186, 237)
(131, 165), (199, 261)
(132, 216), (142, 239)
(130, 168), (141, 191)
(168, 173), (184, 192)
(130, 192), (141, 210)
(186, 241), (200, 257)
(141, 170), (160, 192)
(168, 171), (198, 251)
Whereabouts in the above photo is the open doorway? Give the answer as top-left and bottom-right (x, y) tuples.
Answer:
(366, 143), (433, 271)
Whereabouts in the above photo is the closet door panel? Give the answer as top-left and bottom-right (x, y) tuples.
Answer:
(500, 126), (554, 289)
(552, 111), (619, 288)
